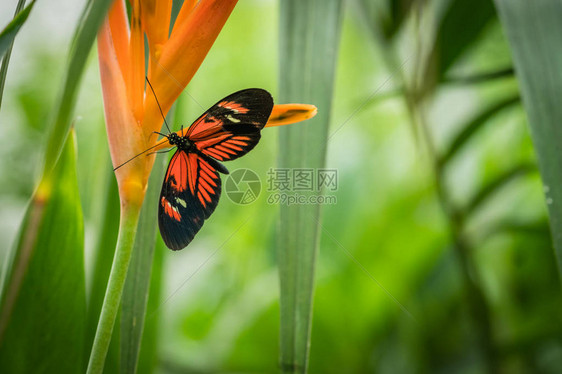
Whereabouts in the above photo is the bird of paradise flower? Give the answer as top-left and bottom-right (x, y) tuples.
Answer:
(88, 0), (316, 372)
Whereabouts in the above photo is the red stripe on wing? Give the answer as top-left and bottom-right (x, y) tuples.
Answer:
(183, 89), (274, 162)
(158, 151), (223, 250)
(161, 197), (181, 221)
(165, 151), (189, 192)
(218, 100), (250, 113)
(197, 134), (257, 161)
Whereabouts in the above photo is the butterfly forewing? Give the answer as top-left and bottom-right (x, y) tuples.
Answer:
(158, 150), (222, 250)
(158, 88), (274, 250)
(187, 89), (274, 161)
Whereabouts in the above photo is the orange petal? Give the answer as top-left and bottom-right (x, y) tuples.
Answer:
(144, 0), (238, 137)
(170, 0), (198, 37)
(129, 0), (145, 122)
(99, 21), (148, 205)
(265, 104), (318, 127)
(108, 0), (130, 78)
(140, 0), (172, 55)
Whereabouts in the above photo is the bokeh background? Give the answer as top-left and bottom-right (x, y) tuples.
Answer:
(1, 0), (561, 373)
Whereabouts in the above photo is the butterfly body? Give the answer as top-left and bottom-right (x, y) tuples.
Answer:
(166, 132), (193, 150)
(157, 89), (273, 250)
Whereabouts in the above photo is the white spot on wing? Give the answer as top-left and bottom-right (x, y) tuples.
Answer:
(226, 114), (241, 123)
(175, 197), (187, 208)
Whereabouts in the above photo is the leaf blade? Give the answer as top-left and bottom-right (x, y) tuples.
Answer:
(426, 0), (497, 81)
(440, 94), (520, 166)
(0, 0), (34, 110)
(0, 0), (34, 60)
(494, 0), (562, 279)
(464, 163), (536, 216)
(42, 0), (114, 176)
(0, 131), (86, 373)
(278, 0), (343, 372)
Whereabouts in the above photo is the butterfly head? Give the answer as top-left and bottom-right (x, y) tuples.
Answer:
(167, 133), (192, 151)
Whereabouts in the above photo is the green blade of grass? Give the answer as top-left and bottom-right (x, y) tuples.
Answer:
(487, 219), (550, 239)
(442, 66), (514, 85)
(136, 240), (163, 374)
(355, 0), (415, 41)
(439, 94), (520, 166)
(0, 131), (86, 372)
(0, 0), (113, 368)
(85, 159), (120, 372)
(0, 0), (33, 60)
(464, 163), (536, 216)
(278, 0), (343, 372)
(387, 0), (415, 39)
(0, 0), (33, 110)
(42, 0), (113, 177)
(429, 0), (497, 78)
(494, 0), (562, 279)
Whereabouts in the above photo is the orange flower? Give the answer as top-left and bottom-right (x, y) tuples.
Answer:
(266, 104), (318, 127)
(90, 3), (317, 370)
(98, 0), (238, 209)
(98, 0), (316, 209)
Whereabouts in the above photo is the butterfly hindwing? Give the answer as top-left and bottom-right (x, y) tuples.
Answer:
(158, 150), (222, 250)
(157, 89), (273, 250)
(186, 89), (274, 161)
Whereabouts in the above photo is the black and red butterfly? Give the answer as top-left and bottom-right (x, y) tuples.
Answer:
(144, 87), (273, 250)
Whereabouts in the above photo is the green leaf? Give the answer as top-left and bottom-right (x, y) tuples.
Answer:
(464, 163), (536, 216)
(85, 160), (120, 372)
(0, 131), (86, 373)
(443, 66), (514, 85)
(355, 0), (415, 41)
(278, 0), (343, 373)
(0, 0), (34, 110)
(439, 94), (520, 166)
(387, 0), (415, 39)
(484, 219), (550, 240)
(362, 67), (516, 110)
(427, 0), (497, 80)
(136, 241), (163, 374)
(0, 0), (34, 61)
(42, 0), (114, 177)
(494, 0), (562, 281)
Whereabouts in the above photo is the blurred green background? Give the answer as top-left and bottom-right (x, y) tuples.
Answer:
(1, 0), (561, 373)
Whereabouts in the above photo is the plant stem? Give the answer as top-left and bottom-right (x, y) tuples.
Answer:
(384, 3), (497, 369)
(407, 93), (497, 373)
(87, 203), (141, 374)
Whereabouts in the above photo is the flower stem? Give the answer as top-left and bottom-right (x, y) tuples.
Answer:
(87, 203), (141, 374)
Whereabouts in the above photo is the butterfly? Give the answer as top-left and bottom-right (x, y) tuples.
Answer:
(151, 88), (273, 250)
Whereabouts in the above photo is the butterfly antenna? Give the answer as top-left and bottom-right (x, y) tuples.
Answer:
(113, 142), (165, 171)
(145, 77), (172, 134)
